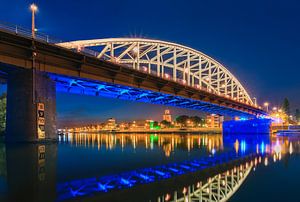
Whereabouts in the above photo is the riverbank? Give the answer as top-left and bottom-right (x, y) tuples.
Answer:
(65, 128), (222, 134)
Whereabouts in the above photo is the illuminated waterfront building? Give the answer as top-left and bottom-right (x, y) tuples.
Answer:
(206, 114), (224, 128)
(105, 118), (116, 130)
(163, 109), (172, 122)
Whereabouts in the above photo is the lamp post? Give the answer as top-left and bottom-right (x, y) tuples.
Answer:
(264, 102), (269, 112)
(253, 97), (257, 106)
(30, 3), (38, 38)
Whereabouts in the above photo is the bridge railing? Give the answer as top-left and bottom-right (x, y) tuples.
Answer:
(0, 21), (62, 44)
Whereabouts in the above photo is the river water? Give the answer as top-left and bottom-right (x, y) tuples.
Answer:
(0, 133), (299, 202)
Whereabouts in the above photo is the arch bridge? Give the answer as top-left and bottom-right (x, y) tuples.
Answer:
(59, 38), (253, 105)
(0, 23), (267, 142)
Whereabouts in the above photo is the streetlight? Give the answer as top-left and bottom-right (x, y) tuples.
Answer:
(253, 97), (257, 106)
(263, 102), (269, 112)
(30, 3), (38, 38)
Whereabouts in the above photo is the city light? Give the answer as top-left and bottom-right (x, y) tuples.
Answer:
(142, 66), (148, 72)
(263, 102), (269, 112)
(30, 3), (38, 38)
(30, 3), (38, 12)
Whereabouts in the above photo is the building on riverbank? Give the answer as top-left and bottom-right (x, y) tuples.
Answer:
(163, 109), (172, 122)
(206, 114), (224, 128)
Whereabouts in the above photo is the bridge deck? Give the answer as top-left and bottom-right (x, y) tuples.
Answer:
(0, 29), (266, 117)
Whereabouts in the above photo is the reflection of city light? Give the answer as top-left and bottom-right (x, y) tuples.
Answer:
(234, 139), (239, 154)
(274, 142), (281, 154)
(165, 193), (171, 201)
(264, 157), (268, 166)
(289, 143), (293, 154)
(278, 153), (282, 160)
(211, 148), (216, 155)
(241, 140), (246, 153)
(182, 187), (187, 194)
(260, 142), (265, 154)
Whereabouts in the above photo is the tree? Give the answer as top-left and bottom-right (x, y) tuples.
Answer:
(161, 120), (171, 128)
(282, 98), (290, 115)
(0, 93), (6, 132)
(190, 116), (205, 126)
(296, 109), (300, 122)
(176, 115), (189, 126)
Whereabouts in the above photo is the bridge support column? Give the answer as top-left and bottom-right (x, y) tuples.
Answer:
(6, 69), (56, 142)
(222, 119), (271, 134)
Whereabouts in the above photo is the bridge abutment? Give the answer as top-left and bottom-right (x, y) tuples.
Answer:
(222, 119), (272, 134)
(6, 69), (56, 142)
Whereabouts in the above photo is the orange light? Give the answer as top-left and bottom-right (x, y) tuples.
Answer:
(30, 3), (38, 12)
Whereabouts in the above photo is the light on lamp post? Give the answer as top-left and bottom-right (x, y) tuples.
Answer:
(30, 3), (38, 38)
(263, 102), (269, 112)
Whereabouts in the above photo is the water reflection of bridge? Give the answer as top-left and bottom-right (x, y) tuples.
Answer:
(0, 135), (299, 202)
(157, 161), (253, 202)
(56, 134), (299, 202)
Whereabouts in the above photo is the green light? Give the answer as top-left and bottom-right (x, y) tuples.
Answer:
(149, 121), (154, 130)
(150, 134), (158, 143)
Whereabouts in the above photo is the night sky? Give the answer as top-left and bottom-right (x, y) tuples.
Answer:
(0, 0), (299, 125)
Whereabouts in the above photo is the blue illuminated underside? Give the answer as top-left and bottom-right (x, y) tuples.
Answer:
(56, 134), (270, 201)
(56, 149), (263, 201)
(223, 119), (272, 134)
(57, 154), (237, 201)
(49, 74), (256, 118)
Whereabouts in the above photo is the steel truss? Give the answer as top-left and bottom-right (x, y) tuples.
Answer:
(51, 74), (256, 118)
(58, 38), (254, 105)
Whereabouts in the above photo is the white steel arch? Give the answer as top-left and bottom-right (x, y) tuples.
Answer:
(58, 38), (254, 105)
(157, 161), (253, 202)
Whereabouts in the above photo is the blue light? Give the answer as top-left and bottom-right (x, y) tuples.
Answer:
(260, 141), (265, 154)
(168, 167), (179, 173)
(154, 170), (167, 177)
(96, 182), (114, 192)
(241, 140), (246, 153)
(50, 74), (259, 118)
(223, 119), (272, 134)
(56, 150), (259, 201)
(120, 178), (135, 187)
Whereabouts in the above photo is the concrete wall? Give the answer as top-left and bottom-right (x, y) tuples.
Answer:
(6, 69), (56, 142)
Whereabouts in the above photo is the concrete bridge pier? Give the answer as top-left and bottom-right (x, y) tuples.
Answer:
(222, 118), (272, 134)
(5, 69), (57, 142)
